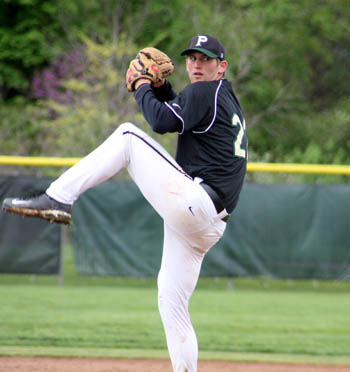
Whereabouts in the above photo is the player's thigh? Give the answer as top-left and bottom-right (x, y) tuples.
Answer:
(122, 124), (194, 221)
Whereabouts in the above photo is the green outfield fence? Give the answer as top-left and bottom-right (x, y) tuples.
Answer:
(1, 156), (350, 283)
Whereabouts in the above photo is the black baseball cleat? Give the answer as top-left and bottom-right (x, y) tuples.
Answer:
(2, 193), (72, 225)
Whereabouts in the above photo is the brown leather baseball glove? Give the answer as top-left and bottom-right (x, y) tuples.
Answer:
(126, 47), (174, 92)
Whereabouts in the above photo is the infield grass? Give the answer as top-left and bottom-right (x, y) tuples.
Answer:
(0, 244), (349, 364)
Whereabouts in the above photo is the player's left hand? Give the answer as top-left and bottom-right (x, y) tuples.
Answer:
(126, 47), (174, 92)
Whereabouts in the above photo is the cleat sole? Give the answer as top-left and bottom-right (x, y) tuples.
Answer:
(2, 205), (72, 225)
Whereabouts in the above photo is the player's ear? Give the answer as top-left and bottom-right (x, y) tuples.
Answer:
(186, 57), (192, 74)
(218, 60), (228, 76)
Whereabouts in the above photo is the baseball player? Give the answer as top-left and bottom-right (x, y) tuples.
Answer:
(2, 34), (247, 372)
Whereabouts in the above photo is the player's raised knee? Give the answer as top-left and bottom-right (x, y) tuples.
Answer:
(117, 122), (137, 133)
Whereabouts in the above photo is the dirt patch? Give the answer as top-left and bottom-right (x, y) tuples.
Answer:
(0, 357), (349, 372)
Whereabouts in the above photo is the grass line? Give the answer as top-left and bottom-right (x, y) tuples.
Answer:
(1, 347), (350, 365)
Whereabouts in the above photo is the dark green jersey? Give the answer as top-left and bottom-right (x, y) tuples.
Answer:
(167, 79), (247, 213)
(134, 79), (247, 213)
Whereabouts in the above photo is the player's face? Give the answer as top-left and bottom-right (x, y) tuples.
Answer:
(186, 52), (227, 83)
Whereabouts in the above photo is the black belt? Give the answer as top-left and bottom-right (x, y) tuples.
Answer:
(200, 182), (230, 222)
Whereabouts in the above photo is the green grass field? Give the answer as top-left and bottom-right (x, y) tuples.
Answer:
(0, 244), (349, 365)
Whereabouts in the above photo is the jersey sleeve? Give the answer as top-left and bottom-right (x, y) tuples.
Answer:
(134, 84), (182, 134)
(165, 82), (216, 134)
(152, 80), (177, 102)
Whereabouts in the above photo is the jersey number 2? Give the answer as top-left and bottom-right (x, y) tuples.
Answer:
(232, 114), (247, 158)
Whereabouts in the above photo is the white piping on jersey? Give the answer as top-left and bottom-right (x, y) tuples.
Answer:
(192, 79), (222, 134)
(165, 102), (185, 134)
(164, 79), (223, 135)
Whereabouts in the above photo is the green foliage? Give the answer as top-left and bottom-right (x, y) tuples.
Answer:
(0, 0), (64, 95)
(250, 98), (350, 160)
(0, 0), (349, 182)
(37, 35), (136, 155)
(287, 99), (350, 165)
(0, 98), (48, 155)
(33, 35), (176, 159)
(0, 0), (122, 96)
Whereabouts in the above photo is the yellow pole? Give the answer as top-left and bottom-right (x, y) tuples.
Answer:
(247, 162), (350, 175)
(0, 156), (81, 167)
(1, 156), (350, 175)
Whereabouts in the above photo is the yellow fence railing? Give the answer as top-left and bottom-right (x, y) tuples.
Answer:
(247, 162), (350, 175)
(0, 156), (81, 167)
(1, 155), (350, 175)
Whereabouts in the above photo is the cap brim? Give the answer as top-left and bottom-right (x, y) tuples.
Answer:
(181, 47), (219, 59)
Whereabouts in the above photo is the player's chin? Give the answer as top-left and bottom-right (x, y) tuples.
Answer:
(190, 75), (205, 83)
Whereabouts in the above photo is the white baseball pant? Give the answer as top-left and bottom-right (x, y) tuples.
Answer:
(47, 123), (226, 372)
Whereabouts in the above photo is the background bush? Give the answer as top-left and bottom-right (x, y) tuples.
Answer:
(0, 0), (349, 182)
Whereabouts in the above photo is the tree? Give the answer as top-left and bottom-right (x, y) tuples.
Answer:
(1, 0), (349, 183)
(0, 0), (61, 98)
(0, 0), (182, 99)
(31, 35), (176, 159)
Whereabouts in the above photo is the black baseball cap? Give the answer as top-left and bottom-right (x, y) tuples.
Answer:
(181, 34), (225, 60)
